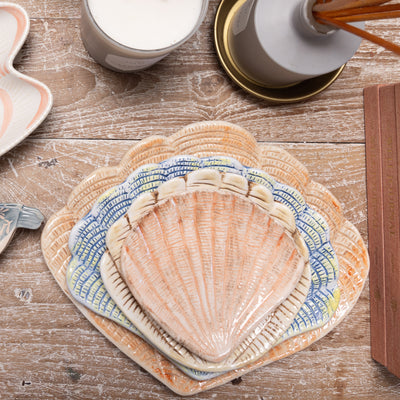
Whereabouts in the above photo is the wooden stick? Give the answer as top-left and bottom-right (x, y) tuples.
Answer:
(315, 14), (400, 55)
(316, 4), (400, 18)
(333, 10), (400, 22)
(313, 0), (392, 13)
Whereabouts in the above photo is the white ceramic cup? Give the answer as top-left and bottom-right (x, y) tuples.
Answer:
(80, 0), (209, 72)
(229, 0), (364, 87)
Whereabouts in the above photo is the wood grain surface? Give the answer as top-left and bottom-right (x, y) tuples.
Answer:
(1, 0), (400, 398)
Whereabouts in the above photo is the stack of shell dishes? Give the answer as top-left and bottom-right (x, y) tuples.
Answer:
(41, 121), (369, 396)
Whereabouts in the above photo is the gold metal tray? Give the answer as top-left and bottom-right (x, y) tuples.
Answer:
(214, 0), (345, 103)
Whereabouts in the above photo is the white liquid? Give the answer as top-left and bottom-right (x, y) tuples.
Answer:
(88, 0), (204, 51)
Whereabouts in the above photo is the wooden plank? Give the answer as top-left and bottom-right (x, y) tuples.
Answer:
(379, 85), (398, 376)
(364, 85), (386, 365)
(6, 17), (400, 144)
(0, 139), (368, 220)
(386, 83), (400, 377)
(376, 84), (400, 378)
(3, 0), (400, 395)
(5, 0), (80, 19)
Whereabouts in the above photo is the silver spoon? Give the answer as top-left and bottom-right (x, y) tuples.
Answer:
(0, 204), (44, 254)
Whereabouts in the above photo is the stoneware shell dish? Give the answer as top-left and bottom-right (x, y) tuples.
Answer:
(0, 3), (53, 157)
(41, 121), (369, 396)
(66, 153), (340, 373)
(119, 171), (308, 363)
(101, 169), (311, 372)
(66, 153), (338, 378)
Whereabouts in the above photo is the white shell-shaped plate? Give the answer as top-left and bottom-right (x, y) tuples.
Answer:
(102, 170), (311, 371)
(0, 3), (52, 157)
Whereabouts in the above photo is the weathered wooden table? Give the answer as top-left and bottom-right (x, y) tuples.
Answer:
(1, 0), (400, 398)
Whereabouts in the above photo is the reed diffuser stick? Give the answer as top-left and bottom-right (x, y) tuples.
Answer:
(313, 0), (392, 12)
(315, 14), (400, 55)
(334, 10), (400, 22)
(317, 4), (400, 17)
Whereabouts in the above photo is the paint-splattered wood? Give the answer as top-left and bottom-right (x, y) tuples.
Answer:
(0, 139), (368, 235)
(3, 1), (400, 143)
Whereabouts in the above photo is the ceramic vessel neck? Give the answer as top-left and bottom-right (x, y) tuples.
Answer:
(295, 0), (337, 37)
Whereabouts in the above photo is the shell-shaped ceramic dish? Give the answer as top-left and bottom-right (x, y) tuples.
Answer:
(101, 169), (311, 371)
(0, 3), (52, 157)
(121, 176), (307, 363)
(67, 154), (339, 348)
(41, 121), (369, 395)
(66, 154), (338, 379)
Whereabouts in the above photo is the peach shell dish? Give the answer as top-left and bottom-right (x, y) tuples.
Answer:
(65, 150), (331, 380)
(100, 168), (312, 372)
(41, 121), (369, 396)
(0, 3), (52, 157)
